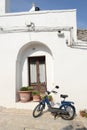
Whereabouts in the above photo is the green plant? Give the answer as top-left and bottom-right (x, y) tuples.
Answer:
(84, 113), (87, 118)
(32, 91), (40, 96)
(20, 86), (33, 91)
(79, 109), (87, 117)
(48, 95), (53, 101)
(41, 95), (53, 101)
(20, 87), (29, 91)
(41, 95), (45, 99)
(27, 86), (33, 91)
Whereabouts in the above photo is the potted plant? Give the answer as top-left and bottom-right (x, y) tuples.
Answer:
(18, 86), (33, 102)
(41, 95), (53, 102)
(79, 110), (86, 117)
(32, 91), (41, 102)
(79, 109), (87, 117)
(48, 95), (53, 101)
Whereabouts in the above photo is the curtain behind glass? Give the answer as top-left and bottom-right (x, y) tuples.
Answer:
(30, 63), (37, 83)
(39, 62), (45, 83)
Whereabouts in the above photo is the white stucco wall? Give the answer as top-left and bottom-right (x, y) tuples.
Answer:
(0, 9), (86, 111)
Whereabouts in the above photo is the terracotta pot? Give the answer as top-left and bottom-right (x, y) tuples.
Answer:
(33, 95), (41, 102)
(80, 111), (85, 117)
(19, 91), (32, 102)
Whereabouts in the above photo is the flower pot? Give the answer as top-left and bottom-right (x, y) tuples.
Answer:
(19, 91), (32, 102)
(79, 111), (85, 117)
(33, 95), (41, 102)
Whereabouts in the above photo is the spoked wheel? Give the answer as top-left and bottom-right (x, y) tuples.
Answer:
(60, 105), (75, 120)
(33, 104), (44, 118)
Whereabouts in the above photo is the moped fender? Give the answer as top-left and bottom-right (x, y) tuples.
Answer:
(39, 101), (45, 109)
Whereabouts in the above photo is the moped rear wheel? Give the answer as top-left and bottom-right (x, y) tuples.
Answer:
(33, 104), (44, 118)
(60, 104), (75, 120)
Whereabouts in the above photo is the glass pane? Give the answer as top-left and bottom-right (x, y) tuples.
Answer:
(30, 62), (37, 83)
(39, 61), (45, 83)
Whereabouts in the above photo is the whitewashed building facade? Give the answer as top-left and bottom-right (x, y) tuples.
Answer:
(0, 0), (87, 111)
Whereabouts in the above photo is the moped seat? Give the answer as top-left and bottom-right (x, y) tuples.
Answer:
(60, 94), (68, 99)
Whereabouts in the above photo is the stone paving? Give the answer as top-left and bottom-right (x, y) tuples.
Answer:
(0, 106), (87, 130)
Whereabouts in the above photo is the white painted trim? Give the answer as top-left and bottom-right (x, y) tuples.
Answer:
(0, 9), (76, 17)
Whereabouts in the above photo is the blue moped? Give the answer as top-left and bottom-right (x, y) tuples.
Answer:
(33, 86), (76, 120)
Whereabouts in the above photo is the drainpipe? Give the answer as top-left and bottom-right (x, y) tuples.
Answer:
(65, 27), (74, 47)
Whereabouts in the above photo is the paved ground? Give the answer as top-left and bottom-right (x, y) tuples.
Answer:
(0, 106), (87, 130)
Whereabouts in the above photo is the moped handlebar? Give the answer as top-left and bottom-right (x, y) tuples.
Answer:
(52, 90), (57, 94)
(46, 85), (59, 95)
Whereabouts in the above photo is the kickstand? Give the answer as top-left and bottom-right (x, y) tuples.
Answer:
(54, 114), (57, 120)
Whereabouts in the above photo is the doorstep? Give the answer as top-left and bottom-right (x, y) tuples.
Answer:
(0, 101), (38, 110)
(15, 101), (48, 110)
(0, 101), (48, 110)
(15, 101), (39, 110)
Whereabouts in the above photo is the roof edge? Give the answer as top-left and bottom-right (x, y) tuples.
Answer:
(0, 9), (76, 17)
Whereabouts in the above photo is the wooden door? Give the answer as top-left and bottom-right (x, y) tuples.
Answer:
(28, 56), (47, 93)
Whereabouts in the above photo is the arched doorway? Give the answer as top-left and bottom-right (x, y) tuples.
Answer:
(16, 41), (53, 101)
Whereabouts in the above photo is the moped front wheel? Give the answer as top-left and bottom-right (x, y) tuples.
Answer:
(33, 104), (45, 118)
(60, 104), (75, 120)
